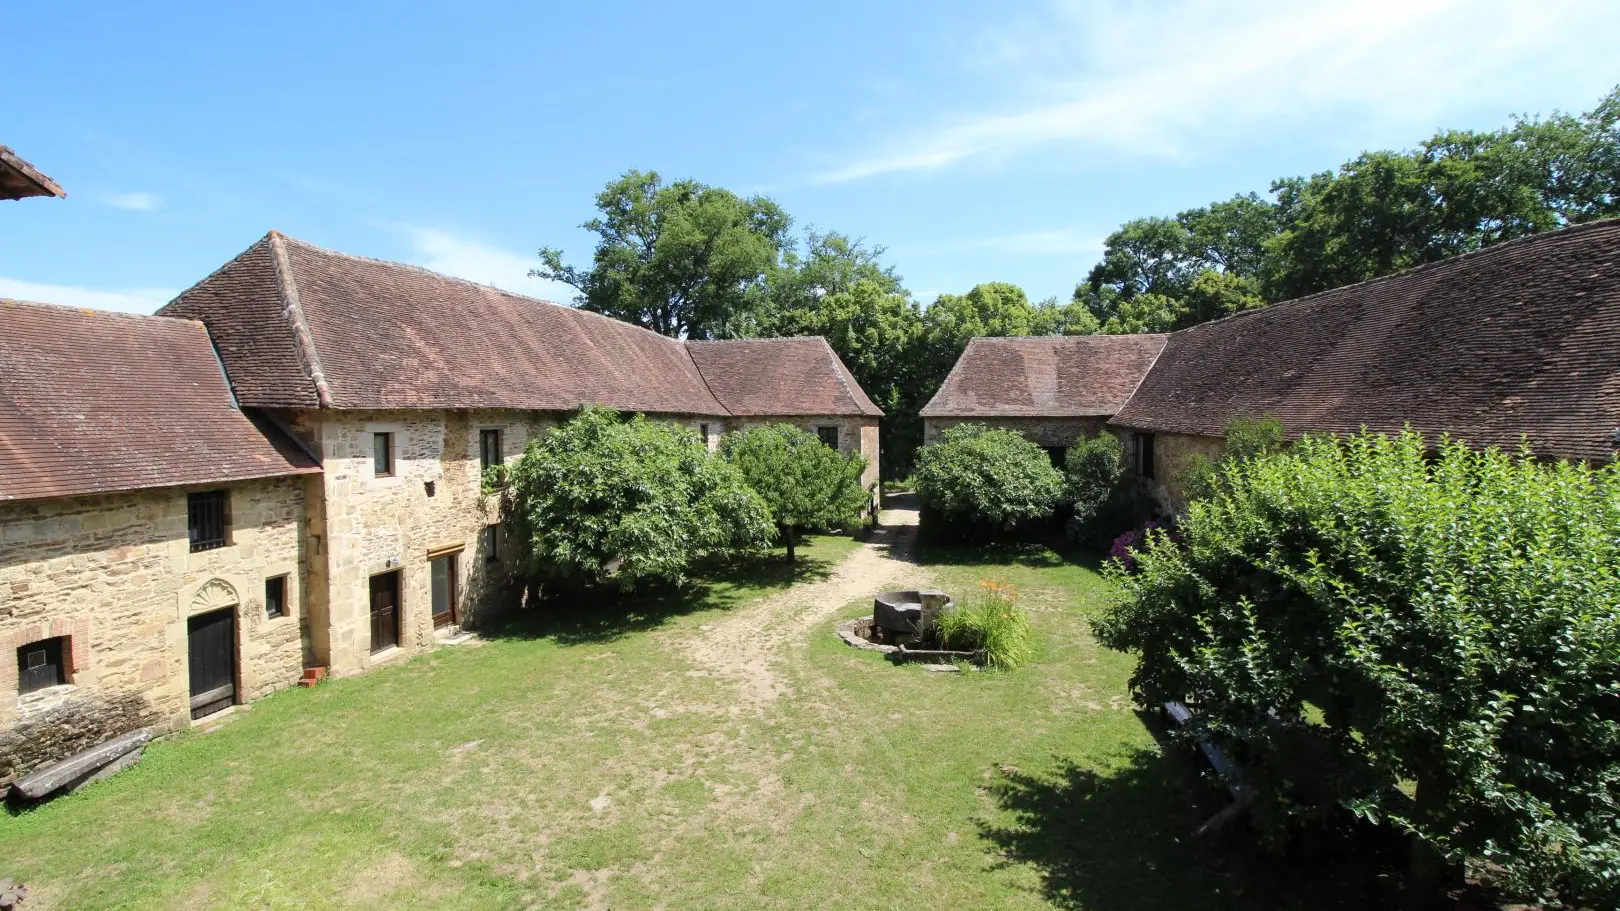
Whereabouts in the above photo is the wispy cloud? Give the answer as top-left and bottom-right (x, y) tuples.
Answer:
(817, 0), (1620, 183)
(103, 191), (160, 211)
(387, 224), (579, 303)
(911, 227), (1102, 259)
(0, 277), (176, 314)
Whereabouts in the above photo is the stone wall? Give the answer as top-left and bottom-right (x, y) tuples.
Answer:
(0, 476), (307, 741)
(724, 415), (882, 502)
(1130, 430), (1225, 511)
(922, 416), (1109, 449)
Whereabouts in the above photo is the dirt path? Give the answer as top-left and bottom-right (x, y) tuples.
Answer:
(678, 496), (932, 705)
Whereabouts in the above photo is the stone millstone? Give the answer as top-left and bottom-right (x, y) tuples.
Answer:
(873, 592), (923, 633)
(12, 728), (153, 801)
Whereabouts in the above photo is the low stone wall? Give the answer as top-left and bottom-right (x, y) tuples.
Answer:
(0, 690), (160, 781)
(922, 416), (1108, 449)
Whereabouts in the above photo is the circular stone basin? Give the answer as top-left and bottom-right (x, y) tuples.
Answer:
(872, 590), (954, 634)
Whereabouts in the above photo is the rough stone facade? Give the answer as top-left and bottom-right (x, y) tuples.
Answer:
(280, 408), (882, 676)
(1130, 430), (1225, 510)
(0, 477), (307, 761)
(922, 416), (1110, 450)
(727, 415), (882, 496)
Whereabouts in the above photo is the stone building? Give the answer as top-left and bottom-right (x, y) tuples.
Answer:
(1, 232), (881, 775)
(920, 334), (1167, 465)
(159, 231), (882, 678)
(0, 301), (319, 776)
(925, 219), (1620, 507)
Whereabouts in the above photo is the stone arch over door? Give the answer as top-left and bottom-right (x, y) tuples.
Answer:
(177, 576), (245, 722)
(189, 578), (240, 616)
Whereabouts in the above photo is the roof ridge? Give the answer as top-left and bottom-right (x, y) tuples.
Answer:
(269, 230), (708, 354)
(2, 297), (202, 325)
(267, 232), (334, 408)
(686, 336), (824, 345)
(1172, 217), (1620, 339)
(815, 336), (881, 417)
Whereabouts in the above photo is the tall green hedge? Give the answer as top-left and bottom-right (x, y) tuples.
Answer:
(1095, 431), (1620, 906)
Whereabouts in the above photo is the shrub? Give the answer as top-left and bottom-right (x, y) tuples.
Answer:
(1105, 520), (1177, 573)
(913, 424), (1064, 539)
(1094, 431), (1620, 907)
(505, 406), (773, 590)
(1063, 433), (1156, 547)
(721, 424), (870, 562)
(937, 580), (1033, 670)
(1178, 414), (1287, 502)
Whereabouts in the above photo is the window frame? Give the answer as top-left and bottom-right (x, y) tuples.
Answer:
(1132, 432), (1157, 480)
(264, 575), (288, 619)
(373, 432), (395, 478)
(187, 489), (230, 553)
(16, 636), (68, 695)
(483, 524), (501, 564)
(815, 425), (840, 449)
(479, 428), (503, 473)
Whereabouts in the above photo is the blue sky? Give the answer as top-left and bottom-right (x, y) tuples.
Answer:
(5, 0), (1619, 314)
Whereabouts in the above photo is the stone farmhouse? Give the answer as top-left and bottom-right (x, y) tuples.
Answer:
(924, 219), (1620, 505)
(1, 230), (881, 777)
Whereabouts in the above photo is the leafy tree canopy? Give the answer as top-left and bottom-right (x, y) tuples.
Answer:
(913, 423), (1065, 539)
(504, 406), (773, 589)
(721, 424), (870, 562)
(1096, 431), (1620, 907)
(534, 169), (791, 339)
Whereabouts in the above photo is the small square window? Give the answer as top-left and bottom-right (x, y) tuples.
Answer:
(187, 490), (229, 552)
(479, 429), (503, 473)
(483, 524), (501, 563)
(16, 637), (67, 694)
(373, 432), (394, 477)
(816, 426), (840, 449)
(265, 575), (287, 619)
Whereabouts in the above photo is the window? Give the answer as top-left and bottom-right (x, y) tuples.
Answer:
(187, 490), (229, 552)
(698, 423), (710, 442)
(430, 553), (459, 628)
(479, 429), (502, 473)
(265, 575), (287, 619)
(1132, 433), (1156, 480)
(1043, 446), (1067, 469)
(16, 637), (67, 694)
(816, 426), (840, 449)
(373, 432), (394, 477)
(483, 524), (500, 563)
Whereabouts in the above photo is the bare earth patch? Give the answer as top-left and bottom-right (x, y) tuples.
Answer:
(675, 503), (929, 706)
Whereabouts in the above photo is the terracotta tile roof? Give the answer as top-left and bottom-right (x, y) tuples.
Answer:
(162, 232), (880, 418)
(920, 335), (1167, 418)
(1110, 219), (1620, 462)
(0, 145), (65, 200)
(687, 338), (883, 417)
(0, 300), (320, 502)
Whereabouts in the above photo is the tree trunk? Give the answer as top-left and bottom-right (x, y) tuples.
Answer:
(1404, 773), (1459, 911)
(784, 524), (797, 563)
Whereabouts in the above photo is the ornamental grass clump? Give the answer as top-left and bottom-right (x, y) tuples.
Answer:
(937, 580), (1033, 670)
(1094, 430), (1620, 908)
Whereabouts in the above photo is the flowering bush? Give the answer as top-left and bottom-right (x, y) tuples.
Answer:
(936, 579), (1033, 670)
(1105, 521), (1178, 573)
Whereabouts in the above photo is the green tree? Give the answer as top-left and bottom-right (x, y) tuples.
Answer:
(504, 407), (772, 590)
(1062, 432), (1155, 546)
(721, 424), (869, 562)
(913, 423), (1065, 540)
(534, 170), (791, 339)
(1096, 431), (1620, 908)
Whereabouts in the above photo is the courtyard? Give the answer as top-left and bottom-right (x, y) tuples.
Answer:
(1, 503), (1388, 910)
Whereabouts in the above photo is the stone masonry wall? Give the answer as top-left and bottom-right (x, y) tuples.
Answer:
(922, 416), (1110, 449)
(0, 477), (307, 748)
(724, 415), (882, 504)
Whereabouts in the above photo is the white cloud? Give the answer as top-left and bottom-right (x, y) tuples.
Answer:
(817, 0), (1620, 182)
(0, 277), (176, 314)
(103, 191), (160, 211)
(387, 224), (578, 303)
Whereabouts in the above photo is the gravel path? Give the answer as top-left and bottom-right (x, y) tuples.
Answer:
(677, 496), (932, 705)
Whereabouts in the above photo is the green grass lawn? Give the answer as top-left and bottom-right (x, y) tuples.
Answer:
(0, 534), (1340, 910)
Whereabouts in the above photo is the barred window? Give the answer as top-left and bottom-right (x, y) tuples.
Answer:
(479, 429), (502, 472)
(187, 490), (229, 552)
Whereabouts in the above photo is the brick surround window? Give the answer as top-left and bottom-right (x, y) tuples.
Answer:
(373, 432), (395, 477)
(16, 637), (68, 694)
(187, 490), (230, 552)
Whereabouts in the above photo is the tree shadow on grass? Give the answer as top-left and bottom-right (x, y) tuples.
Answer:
(978, 717), (1406, 911)
(914, 539), (1105, 573)
(478, 549), (840, 646)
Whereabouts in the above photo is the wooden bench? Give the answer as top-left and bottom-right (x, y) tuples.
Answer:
(1164, 701), (1252, 836)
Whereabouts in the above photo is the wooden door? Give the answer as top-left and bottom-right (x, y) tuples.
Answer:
(430, 554), (458, 629)
(370, 571), (401, 653)
(187, 608), (237, 720)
